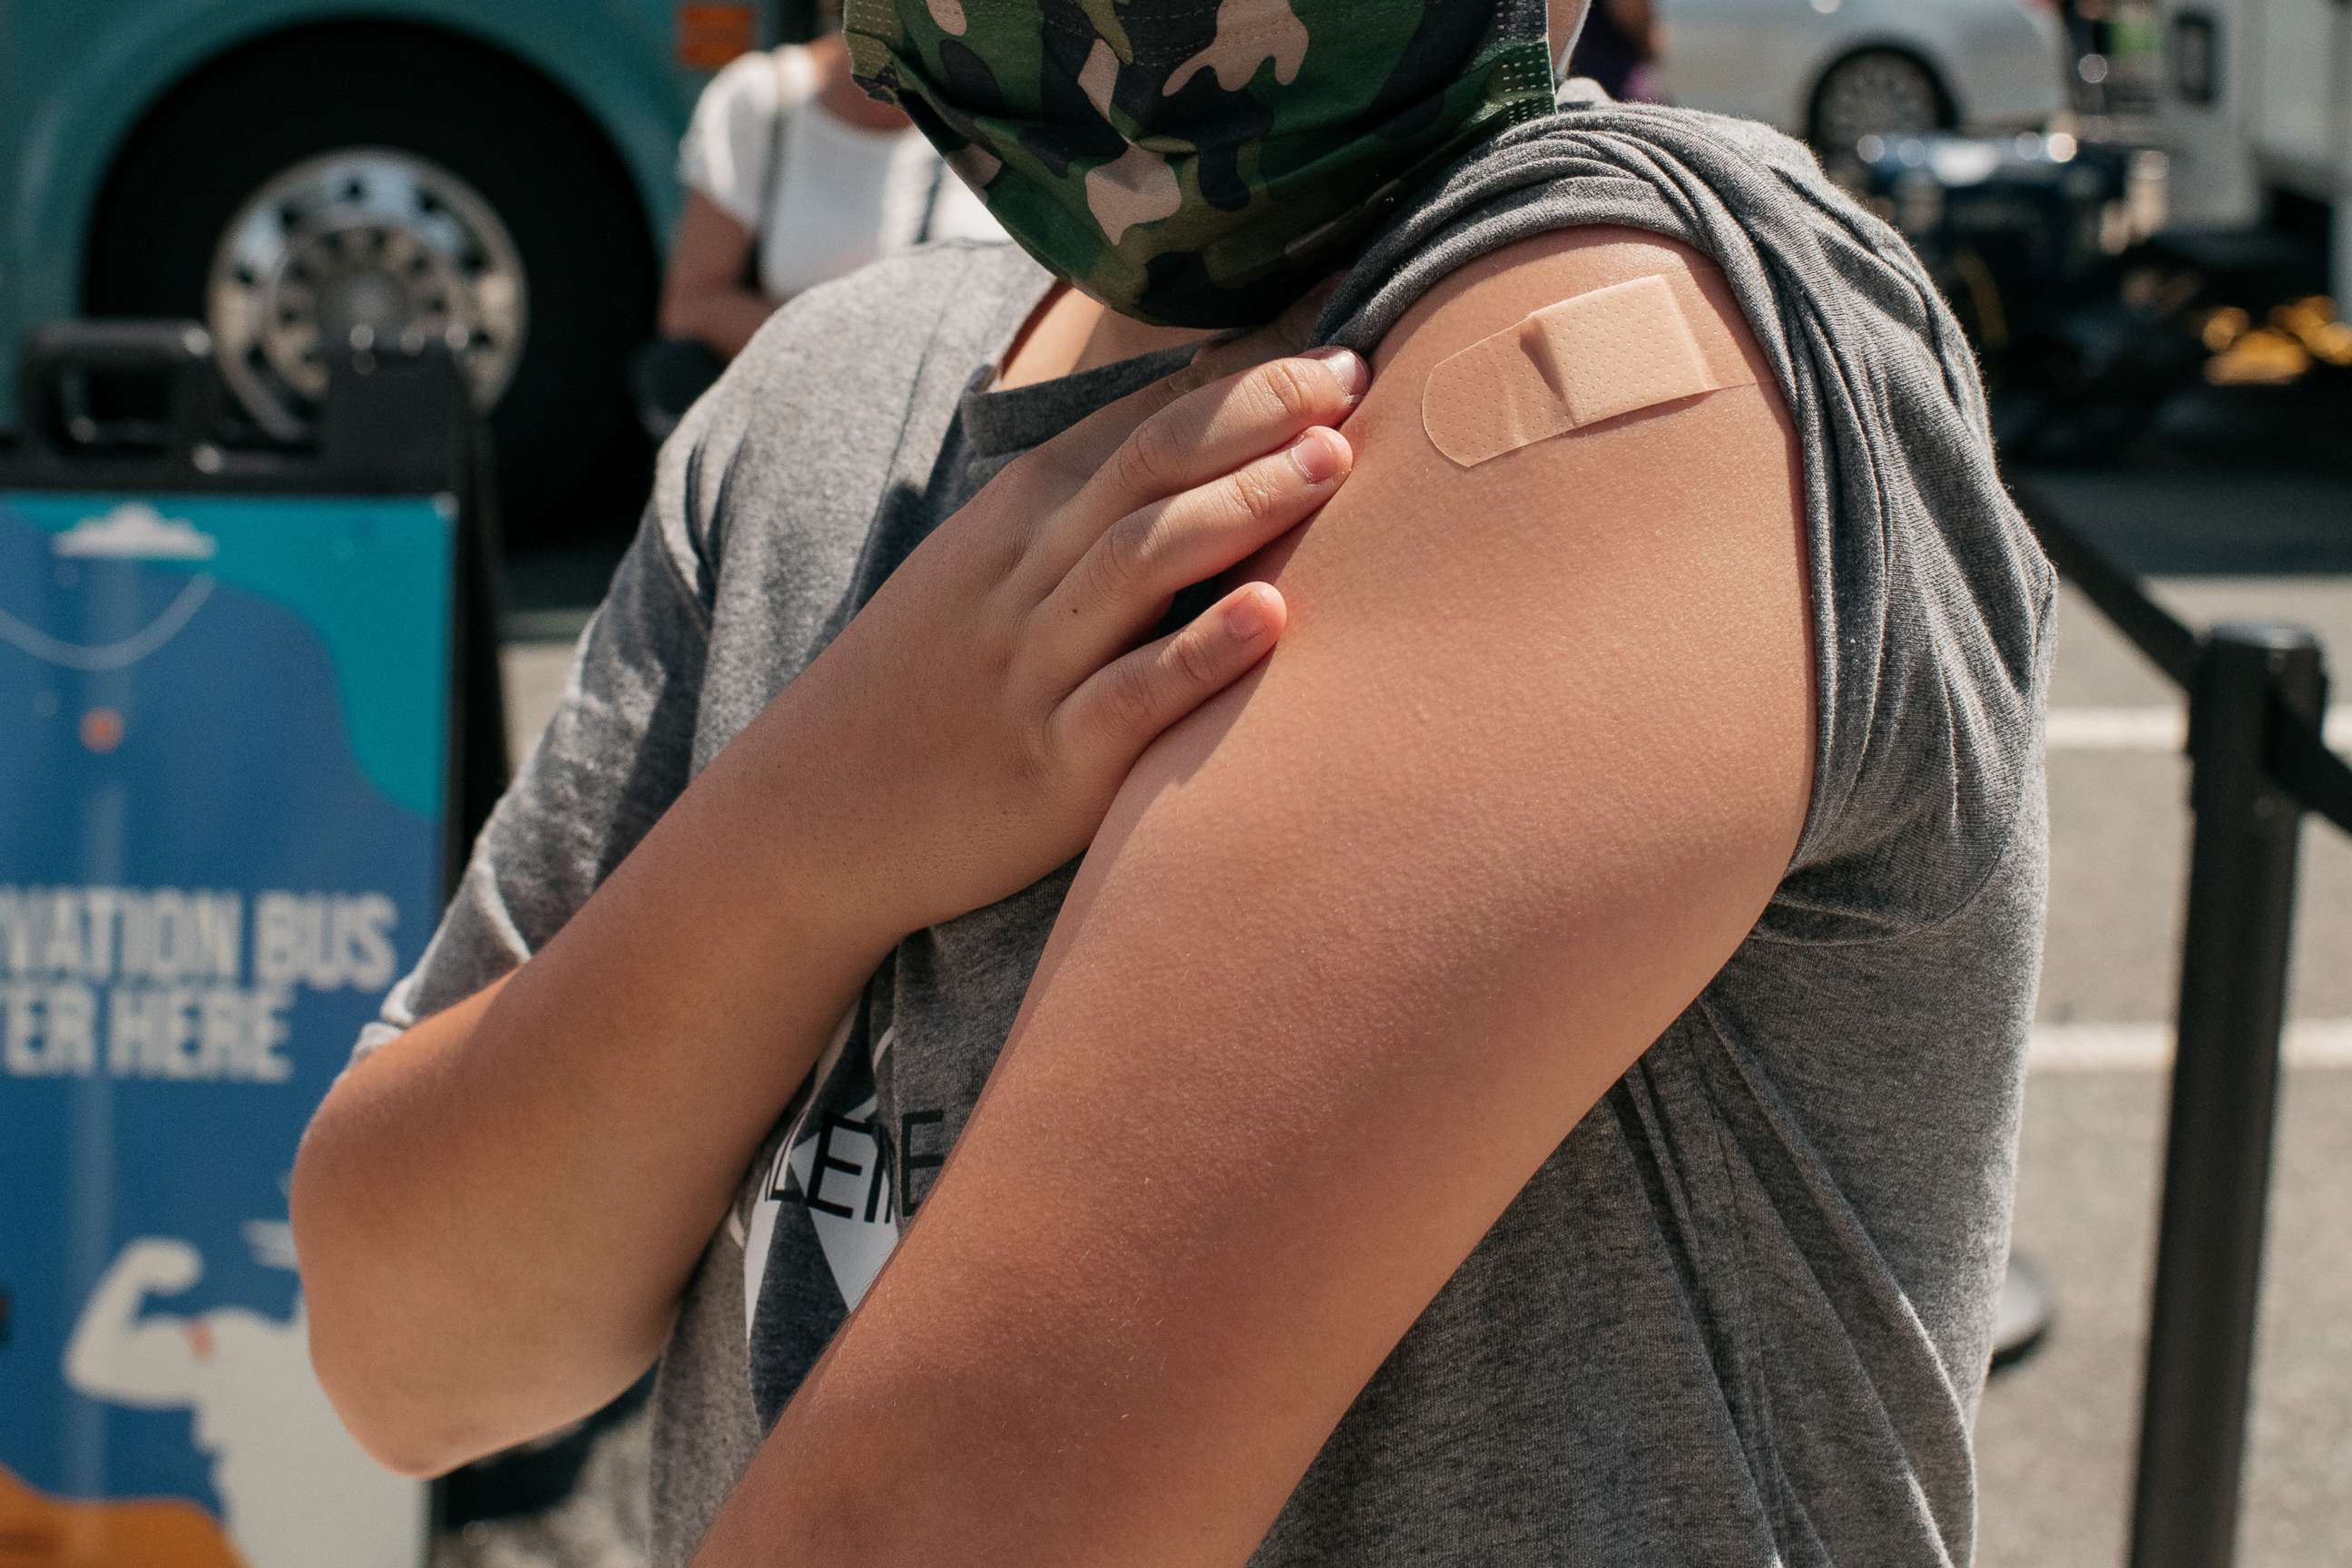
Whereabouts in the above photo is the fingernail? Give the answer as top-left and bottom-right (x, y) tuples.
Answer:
(1304, 346), (1370, 403)
(1223, 586), (1275, 642)
(1288, 427), (1348, 484)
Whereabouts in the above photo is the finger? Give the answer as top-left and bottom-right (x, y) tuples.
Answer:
(1040, 426), (1350, 674)
(1026, 347), (1367, 583)
(1096, 346), (1368, 520)
(1056, 583), (1288, 758)
(1062, 277), (1339, 469)
(1029, 271), (1356, 508)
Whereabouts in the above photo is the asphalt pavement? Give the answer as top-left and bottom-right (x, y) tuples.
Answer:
(476, 461), (2352, 1566)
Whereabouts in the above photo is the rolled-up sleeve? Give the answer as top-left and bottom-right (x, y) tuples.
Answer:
(350, 505), (712, 1067)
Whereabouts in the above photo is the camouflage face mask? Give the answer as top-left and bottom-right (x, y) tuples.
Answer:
(846, 1), (1563, 328)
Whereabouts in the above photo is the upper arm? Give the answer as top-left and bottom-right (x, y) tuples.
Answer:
(734, 228), (1813, 1563)
(662, 191), (758, 314)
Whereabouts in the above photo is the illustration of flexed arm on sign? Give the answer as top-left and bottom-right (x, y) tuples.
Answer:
(64, 1239), (211, 1409)
(64, 1225), (422, 1568)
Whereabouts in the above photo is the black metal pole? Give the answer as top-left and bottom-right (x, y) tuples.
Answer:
(2128, 623), (2327, 1568)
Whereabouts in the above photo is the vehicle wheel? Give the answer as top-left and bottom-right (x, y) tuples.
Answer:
(1808, 49), (1952, 155)
(85, 24), (656, 546)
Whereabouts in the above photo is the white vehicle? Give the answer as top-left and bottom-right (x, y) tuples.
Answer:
(2156, 0), (2352, 300)
(1659, 0), (2070, 150)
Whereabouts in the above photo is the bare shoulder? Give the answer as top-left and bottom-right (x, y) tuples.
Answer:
(1344, 226), (1790, 508)
(1367, 225), (1778, 392)
(1185, 220), (1817, 887)
(1250, 224), (1805, 643)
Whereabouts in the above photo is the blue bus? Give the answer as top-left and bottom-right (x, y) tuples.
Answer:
(2, 0), (807, 537)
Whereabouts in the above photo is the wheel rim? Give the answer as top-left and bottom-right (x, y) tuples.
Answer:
(206, 149), (528, 439)
(1816, 54), (1943, 152)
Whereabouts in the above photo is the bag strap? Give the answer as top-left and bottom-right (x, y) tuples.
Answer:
(915, 158), (946, 246)
(750, 47), (808, 288)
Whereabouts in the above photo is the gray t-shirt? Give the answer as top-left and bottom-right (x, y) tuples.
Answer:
(358, 102), (2053, 1567)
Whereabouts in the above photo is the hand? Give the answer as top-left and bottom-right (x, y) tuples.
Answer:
(760, 330), (1367, 943)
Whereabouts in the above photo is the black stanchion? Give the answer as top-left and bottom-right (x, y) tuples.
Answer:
(2128, 624), (2328, 1568)
(2018, 489), (2352, 1564)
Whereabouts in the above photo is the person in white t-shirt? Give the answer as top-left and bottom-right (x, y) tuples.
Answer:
(637, 29), (1004, 434)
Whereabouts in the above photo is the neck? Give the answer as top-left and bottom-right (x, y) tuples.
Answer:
(997, 284), (1217, 389)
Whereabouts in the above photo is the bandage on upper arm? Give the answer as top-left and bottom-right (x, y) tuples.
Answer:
(1420, 272), (1761, 466)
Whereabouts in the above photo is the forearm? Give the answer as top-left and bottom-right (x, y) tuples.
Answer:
(290, 325), (1357, 1479)
(292, 701), (897, 1475)
(660, 284), (785, 359)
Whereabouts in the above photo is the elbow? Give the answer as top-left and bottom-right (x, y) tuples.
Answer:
(352, 1412), (480, 1481)
(656, 289), (701, 346)
(339, 1408), (478, 1482)
(299, 1334), (456, 1480)
(332, 1405), (472, 1482)
(289, 1108), (479, 1479)
(289, 1093), (663, 1478)
(297, 1261), (483, 1479)
(288, 1098), (374, 1355)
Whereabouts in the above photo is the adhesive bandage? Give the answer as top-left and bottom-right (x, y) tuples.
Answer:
(1421, 272), (1759, 466)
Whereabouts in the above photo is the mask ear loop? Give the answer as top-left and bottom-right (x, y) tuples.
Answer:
(1550, 0), (1594, 84)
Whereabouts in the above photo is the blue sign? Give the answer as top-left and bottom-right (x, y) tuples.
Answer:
(0, 491), (447, 1567)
